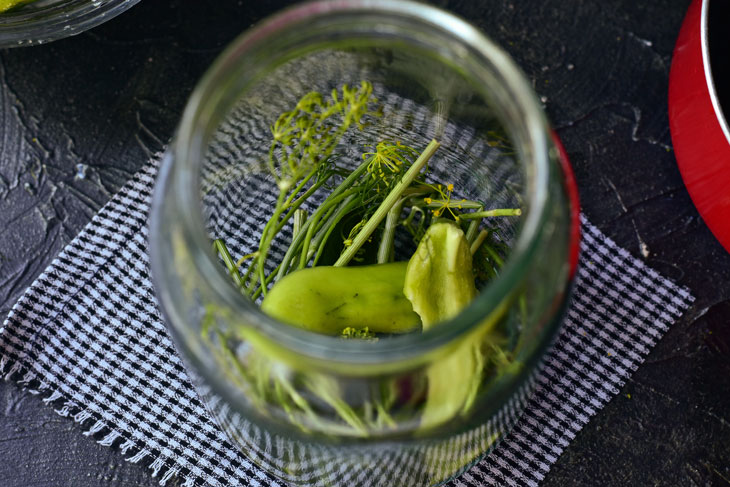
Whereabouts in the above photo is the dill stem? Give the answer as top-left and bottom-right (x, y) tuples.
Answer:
(483, 242), (504, 267)
(328, 156), (371, 200)
(284, 166), (319, 208)
(402, 204), (423, 228)
(274, 176), (329, 236)
(257, 169), (328, 285)
(423, 200), (483, 210)
(305, 378), (368, 436)
(293, 210), (307, 238)
(241, 258), (258, 293)
(300, 203), (339, 268)
(235, 251), (259, 269)
(290, 175), (328, 208)
(334, 139), (441, 267)
(251, 261), (283, 300)
(277, 374), (326, 430)
(377, 198), (405, 264)
(299, 188), (359, 269)
(470, 229), (490, 256)
(312, 196), (359, 266)
(465, 205), (484, 243)
(274, 159), (372, 281)
(255, 191), (288, 296)
(213, 239), (245, 290)
(458, 208), (522, 220)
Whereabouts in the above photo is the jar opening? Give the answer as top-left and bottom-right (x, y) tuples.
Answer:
(170, 0), (552, 367)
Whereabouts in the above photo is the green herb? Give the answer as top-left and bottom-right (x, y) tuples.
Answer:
(333, 139), (440, 266)
(341, 327), (378, 340)
(211, 83), (523, 436)
(246, 81), (382, 296)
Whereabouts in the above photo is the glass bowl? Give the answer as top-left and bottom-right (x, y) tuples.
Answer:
(0, 0), (140, 47)
(149, 1), (580, 485)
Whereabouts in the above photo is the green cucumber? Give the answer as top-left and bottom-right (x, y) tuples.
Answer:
(261, 262), (421, 335)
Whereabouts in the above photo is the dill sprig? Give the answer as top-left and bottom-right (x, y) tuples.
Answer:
(334, 139), (440, 266)
(248, 81), (381, 296)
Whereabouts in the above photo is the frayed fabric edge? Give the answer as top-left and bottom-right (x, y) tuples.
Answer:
(0, 356), (198, 487)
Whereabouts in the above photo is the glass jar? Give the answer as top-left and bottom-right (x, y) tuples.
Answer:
(149, 1), (580, 485)
(0, 0), (140, 47)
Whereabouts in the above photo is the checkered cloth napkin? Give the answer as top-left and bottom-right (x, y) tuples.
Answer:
(0, 156), (694, 486)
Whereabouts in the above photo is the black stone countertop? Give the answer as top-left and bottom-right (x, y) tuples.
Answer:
(1, 0), (729, 485)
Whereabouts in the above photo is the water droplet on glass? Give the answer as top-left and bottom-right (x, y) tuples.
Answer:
(75, 163), (88, 180)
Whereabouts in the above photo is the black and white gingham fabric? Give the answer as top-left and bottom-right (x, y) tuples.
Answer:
(0, 154), (694, 486)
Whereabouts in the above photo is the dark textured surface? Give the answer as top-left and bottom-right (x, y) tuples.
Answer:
(1, 0), (728, 486)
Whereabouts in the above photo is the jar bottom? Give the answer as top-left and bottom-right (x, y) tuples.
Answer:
(194, 365), (542, 486)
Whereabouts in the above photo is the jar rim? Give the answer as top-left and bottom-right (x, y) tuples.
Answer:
(166, 0), (555, 367)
